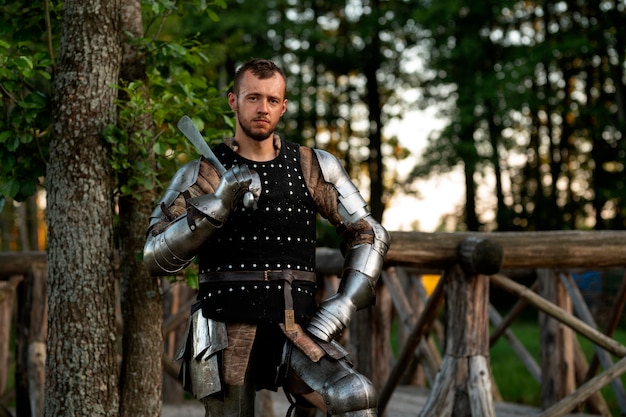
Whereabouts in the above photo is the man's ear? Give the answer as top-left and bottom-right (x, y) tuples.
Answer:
(228, 92), (237, 112)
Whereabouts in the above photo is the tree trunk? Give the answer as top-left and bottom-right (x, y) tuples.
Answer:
(45, 1), (121, 416)
(363, 0), (385, 223)
(117, 1), (163, 416)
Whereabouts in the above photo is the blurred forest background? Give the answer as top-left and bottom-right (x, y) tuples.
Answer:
(2, 0), (625, 251)
(0, 0), (625, 416)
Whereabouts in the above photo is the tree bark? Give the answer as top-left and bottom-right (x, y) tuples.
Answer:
(117, 1), (163, 416)
(45, 1), (121, 415)
(363, 0), (385, 222)
(418, 265), (495, 417)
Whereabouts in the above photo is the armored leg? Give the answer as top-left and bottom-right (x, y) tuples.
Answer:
(287, 344), (378, 417)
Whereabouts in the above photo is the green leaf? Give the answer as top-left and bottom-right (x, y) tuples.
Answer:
(0, 178), (19, 199)
(153, 141), (168, 155)
(0, 131), (10, 143)
(6, 136), (19, 152)
(185, 270), (199, 289)
(206, 9), (219, 22)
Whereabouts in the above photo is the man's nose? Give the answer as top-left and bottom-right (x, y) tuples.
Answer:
(258, 99), (269, 113)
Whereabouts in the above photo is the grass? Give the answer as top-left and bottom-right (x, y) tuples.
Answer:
(490, 320), (626, 416)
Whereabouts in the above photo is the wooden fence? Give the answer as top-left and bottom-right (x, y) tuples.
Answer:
(1, 230), (626, 417)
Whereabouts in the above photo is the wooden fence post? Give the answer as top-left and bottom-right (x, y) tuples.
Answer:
(351, 281), (393, 390)
(15, 265), (47, 417)
(419, 237), (502, 417)
(0, 276), (22, 407)
(538, 269), (576, 409)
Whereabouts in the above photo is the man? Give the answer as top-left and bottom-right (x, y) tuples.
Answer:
(143, 58), (390, 417)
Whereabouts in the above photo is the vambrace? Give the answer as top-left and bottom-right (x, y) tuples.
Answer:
(342, 215), (390, 280)
(143, 212), (220, 276)
(148, 159), (201, 229)
(144, 190), (233, 276)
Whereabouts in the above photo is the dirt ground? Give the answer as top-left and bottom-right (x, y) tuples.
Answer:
(161, 390), (292, 417)
(161, 402), (204, 417)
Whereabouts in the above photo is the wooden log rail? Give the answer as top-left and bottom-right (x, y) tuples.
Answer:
(2, 230), (624, 278)
(386, 230), (626, 269)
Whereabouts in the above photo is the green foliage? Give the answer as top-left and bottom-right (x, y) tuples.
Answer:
(0, 3), (57, 203)
(106, 34), (234, 198)
(0, 0), (234, 205)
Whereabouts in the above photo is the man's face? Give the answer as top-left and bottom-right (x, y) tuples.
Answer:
(229, 71), (287, 142)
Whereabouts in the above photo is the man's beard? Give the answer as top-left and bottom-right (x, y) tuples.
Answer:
(235, 104), (277, 142)
(239, 120), (274, 142)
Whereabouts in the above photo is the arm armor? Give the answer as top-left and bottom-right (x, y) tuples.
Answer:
(143, 213), (220, 276)
(307, 150), (390, 341)
(143, 160), (229, 276)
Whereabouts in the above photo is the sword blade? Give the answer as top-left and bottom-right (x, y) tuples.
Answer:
(177, 115), (227, 175)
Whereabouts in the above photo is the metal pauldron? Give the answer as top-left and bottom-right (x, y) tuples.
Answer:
(314, 149), (369, 224)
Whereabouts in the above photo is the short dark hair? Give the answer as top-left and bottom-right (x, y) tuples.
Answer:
(232, 58), (287, 96)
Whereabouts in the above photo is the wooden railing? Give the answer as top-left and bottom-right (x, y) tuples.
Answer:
(1, 231), (626, 417)
(375, 231), (626, 417)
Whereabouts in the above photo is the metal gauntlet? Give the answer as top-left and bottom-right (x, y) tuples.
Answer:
(307, 219), (389, 342)
(307, 269), (375, 342)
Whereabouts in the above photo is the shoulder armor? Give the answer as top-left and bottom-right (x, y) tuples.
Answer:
(313, 149), (368, 224)
(149, 159), (201, 227)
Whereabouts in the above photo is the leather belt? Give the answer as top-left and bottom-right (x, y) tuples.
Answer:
(198, 270), (317, 331)
(198, 270), (317, 284)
